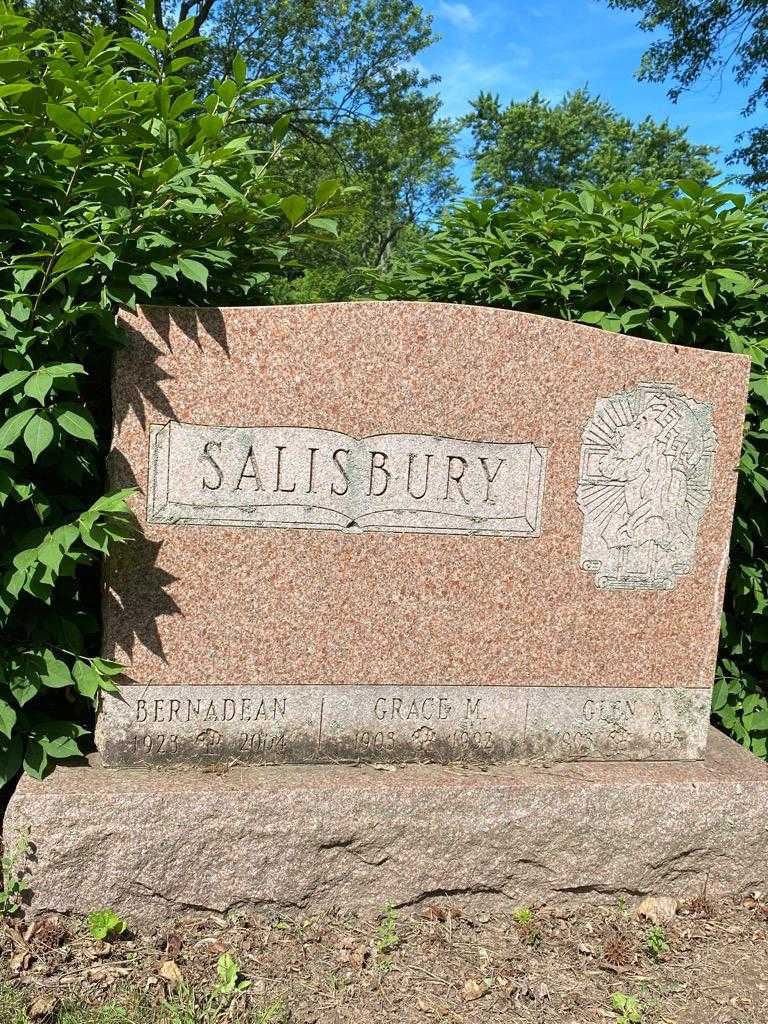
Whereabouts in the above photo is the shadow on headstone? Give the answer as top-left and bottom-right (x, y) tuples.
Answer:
(103, 532), (181, 663)
(113, 306), (229, 430)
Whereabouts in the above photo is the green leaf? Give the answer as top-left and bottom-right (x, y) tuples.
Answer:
(307, 217), (338, 236)
(73, 660), (101, 698)
(232, 53), (247, 86)
(52, 240), (99, 275)
(746, 709), (768, 731)
(711, 678), (729, 711)
(128, 272), (158, 296)
(118, 38), (158, 69)
(206, 174), (242, 201)
(177, 257), (208, 289)
(9, 675), (39, 708)
(0, 369), (32, 398)
(168, 90), (197, 120)
(0, 699), (17, 741)
(0, 736), (23, 787)
(92, 658), (124, 677)
(0, 407), (36, 449)
(169, 15), (196, 43)
(315, 179), (341, 205)
(23, 740), (48, 780)
(45, 103), (85, 137)
(24, 371), (54, 404)
(280, 194), (308, 226)
(40, 650), (73, 688)
(45, 363), (86, 380)
(197, 114), (223, 138)
(53, 403), (97, 444)
(88, 910), (126, 940)
(701, 272), (718, 308)
(272, 113), (292, 144)
(23, 413), (54, 461)
(37, 723), (84, 759)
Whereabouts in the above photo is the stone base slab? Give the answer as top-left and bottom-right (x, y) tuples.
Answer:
(5, 729), (768, 928)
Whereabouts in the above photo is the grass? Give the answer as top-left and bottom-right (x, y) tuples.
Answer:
(0, 983), (286, 1024)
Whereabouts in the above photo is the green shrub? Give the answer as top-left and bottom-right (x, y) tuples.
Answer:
(375, 181), (768, 755)
(0, 0), (348, 783)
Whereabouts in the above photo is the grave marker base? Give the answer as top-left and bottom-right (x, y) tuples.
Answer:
(5, 728), (767, 928)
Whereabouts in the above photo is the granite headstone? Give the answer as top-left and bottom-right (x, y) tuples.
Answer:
(97, 302), (750, 765)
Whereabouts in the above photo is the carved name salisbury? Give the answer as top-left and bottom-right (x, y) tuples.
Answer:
(148, 422), (548, 537)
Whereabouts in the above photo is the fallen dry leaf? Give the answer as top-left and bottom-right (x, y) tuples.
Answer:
(422, 905), (447, 922)
(635, 896), (678, 924)
(461, 978), (486, 1002)
(158, 959), (183, 988)
(28, 996), (58, 1021)
(10, 951), (32, 975)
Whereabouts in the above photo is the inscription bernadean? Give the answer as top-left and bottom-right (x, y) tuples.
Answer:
(148, 422), (548, 537)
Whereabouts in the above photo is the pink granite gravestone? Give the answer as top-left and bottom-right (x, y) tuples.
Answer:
(97, 301), (749, 765)
(9, 300), (768, 927)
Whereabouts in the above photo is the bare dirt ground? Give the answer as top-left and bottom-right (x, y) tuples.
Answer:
(2, 893), (768, 1024)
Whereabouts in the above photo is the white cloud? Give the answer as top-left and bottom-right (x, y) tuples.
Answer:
(439, 1), (477, 29)
(424, 50), (573, 118)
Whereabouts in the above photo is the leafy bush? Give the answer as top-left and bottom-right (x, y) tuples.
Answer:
(375, 181), (768, 755)
(0, 0), (348, 783)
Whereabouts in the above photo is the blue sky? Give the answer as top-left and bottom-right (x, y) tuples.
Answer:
(417, 0), (762, 192)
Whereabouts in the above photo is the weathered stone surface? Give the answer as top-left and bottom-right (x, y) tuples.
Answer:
(103, 302), (750, 765)
(98, 683), (710, 766)
(7, 728), (767, 927)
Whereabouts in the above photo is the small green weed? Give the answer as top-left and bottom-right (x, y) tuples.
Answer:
(512, 906), (541, 947)
(162, 954), (258, 1024)
(0, 830), (29, 916)
(87, 910), (127, 941)
(512, 906), (534, 925)
(255, 1001), (286, 1024)
(645, 924), (669, 960)
(214, 953), (251, 996)
(611, 991), (642, 1023)
(375, 902), (400, 954)
(374, 956), (394, 975)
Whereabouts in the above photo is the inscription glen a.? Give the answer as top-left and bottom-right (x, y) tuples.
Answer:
(148, 422), (548, 537)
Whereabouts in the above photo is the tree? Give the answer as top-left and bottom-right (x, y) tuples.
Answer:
(465, 88), (718, 201)
(0, 1), (347, 780)
(24, 0), (459, 292)
(606, 0), (768, 187)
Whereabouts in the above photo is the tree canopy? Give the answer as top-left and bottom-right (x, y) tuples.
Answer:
(606, 0), (768, 187)
(465, 87), (718, 200)
(23, 0), (459, 295)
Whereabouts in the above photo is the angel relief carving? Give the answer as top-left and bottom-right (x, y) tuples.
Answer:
(577, 383), (716, 591)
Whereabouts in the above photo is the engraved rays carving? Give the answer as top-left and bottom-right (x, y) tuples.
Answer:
(577, 383), (717, 591)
